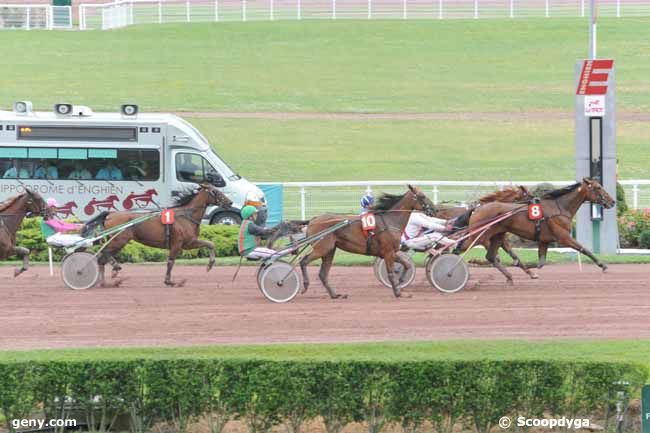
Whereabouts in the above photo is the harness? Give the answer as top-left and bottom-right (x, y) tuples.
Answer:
(364, 213), (402, 255)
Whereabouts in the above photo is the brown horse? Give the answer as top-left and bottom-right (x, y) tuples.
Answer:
(299, 185), (435, 299)
(435, 185), (539, 279)
(93, 183), (232, 287)
(0, 190), (49, 277)
(460, 178), (615, 283)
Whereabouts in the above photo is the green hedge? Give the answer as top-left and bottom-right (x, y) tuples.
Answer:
(14, 218), (239, 263)
(0, 359), (645, 433)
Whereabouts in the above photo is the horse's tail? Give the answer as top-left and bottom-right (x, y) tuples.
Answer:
(449, 207), (474, 231)
(81, 211), (110, 238)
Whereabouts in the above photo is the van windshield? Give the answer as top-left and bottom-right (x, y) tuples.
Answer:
(177, 118), (239, 180)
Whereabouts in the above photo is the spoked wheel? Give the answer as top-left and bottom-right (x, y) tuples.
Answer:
(61, 252), (100, 290)
(373, 252), (416, 290)
(259, 260), (301, 303)
(426, 254), (469, 294)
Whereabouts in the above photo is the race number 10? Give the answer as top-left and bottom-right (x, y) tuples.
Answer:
(361, 213), (376, 231)
(528, 204), (543, 221)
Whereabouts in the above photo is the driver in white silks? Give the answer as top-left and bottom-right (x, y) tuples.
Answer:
(402, 211), (455, 253)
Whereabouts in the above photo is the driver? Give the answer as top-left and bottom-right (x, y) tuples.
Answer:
(238, 205), (277, 260)
(402, 211), (455, 252)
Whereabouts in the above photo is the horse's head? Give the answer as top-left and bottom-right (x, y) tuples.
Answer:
(407, 184), (436, 216)
(147, 189), (158, 196)
(199, 183), (233, 209)
(582, 178), (616, 209)
(24, 190), (50, 218)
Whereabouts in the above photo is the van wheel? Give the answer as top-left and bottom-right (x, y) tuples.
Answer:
(211, 212), (242, 225)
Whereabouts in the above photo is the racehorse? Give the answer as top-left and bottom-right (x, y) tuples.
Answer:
(435, 185), (539, 279)
(0, 190), (49, 277)
(459, 178), (615, 284)
(299, 185), (435, 299)
(90, 183), (232, 287)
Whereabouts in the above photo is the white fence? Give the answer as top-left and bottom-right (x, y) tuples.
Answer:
(0, 5), (72, 29)
(257, 180), (650, 219)
(79, 0), (650, 29)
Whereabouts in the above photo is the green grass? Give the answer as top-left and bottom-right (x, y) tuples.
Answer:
(197, 118), (650, 181)
(2, 340), (650, 365)
(5, 18), (650, 113)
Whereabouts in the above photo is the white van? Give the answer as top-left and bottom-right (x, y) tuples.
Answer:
(0, 102), (265, 224)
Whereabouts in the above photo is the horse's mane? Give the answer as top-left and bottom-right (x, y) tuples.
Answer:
(0, 193), (24, 213)
(373, 192), (405, 211)
(479, 186), (529, 204)
(541, 182), (581, 199)
(170, 189), (199, 208)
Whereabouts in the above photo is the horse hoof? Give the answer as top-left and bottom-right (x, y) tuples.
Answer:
(207, 263), (215, 272)
(530, 273), (539, 279)
(601, 265), (608, 273)
(14, 268), (24, 277)
(506, 279), (514, 286)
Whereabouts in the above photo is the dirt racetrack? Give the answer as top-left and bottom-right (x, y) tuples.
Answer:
(1, 263), (649, 350)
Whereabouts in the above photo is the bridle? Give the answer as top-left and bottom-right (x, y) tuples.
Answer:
(412, 191), (436, 217)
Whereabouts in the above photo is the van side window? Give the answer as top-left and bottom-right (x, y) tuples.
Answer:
(175, 153), (220, 183)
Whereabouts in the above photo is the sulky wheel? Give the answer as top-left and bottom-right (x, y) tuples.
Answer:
(259, 260), (301, 303)
(426, 254), (469, 294)
(373, 252), (416, 290)
(61, 252), (100, 290)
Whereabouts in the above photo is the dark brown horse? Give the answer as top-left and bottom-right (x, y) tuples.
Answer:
(460, 178), (615, 283)
(93, 183), (232, 287)
(299, 185), (435, 299)
(0, 190), (49, 277)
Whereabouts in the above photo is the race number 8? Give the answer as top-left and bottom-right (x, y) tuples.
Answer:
(361, 213), (376, 231)
(528, 204), (543, 220)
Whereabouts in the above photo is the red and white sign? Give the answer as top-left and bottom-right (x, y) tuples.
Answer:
(528, 204), (543, 221)
(361, 213), (376, 232)
(161, 208), (175, 225)
(576, 59), (614, 95)
(584, 95), (606, 117)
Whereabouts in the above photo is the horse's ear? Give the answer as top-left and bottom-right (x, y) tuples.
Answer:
(407, 184), (417, 193)
(582, 177), (592, 184)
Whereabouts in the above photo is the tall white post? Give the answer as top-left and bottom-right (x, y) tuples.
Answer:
(432, 186), (439, 204)
(332, 0), (336, 19)
(403, 0), (407, 19)
(589, 0), (596, 58)
(297, 0), (301, 19)
(438, 0), (442, 18)
(186, 0), (190, 21)
(270, 0), (274, 20)
(300, 187), (306, 220)
(545, 0), (549, 17)
(215, 0), (219, 21)
(243, 0), (247, 21)
(633, 185), (639, 209)
(26, 7), (30, 30)
(473, 0), (478, 18)
(367, 0), (371, 19)
(509, 0), (513, 17)
(158, 1), (162, 23)
(616, 0), (620, 17)
(581, 0), (584, 16)
(129, 2), (134, 25)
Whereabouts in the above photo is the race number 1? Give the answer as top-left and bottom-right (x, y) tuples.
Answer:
(528, 204), (543, 220)
(161, 209), (175, 225)
(361, 213), (376, 231)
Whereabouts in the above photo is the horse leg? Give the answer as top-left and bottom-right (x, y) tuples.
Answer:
(299, 235), (335, 295)
(497, 235), (538, 279)
(555, 234), (608, 272)
(393, 251), (413, 286)
(316, 248), (345, 299)
(485, 238), (514, 285)
(184, 239), (216, 271)
(109, 256), (122, 278)
(165, 243), (185, 287)
(538, 242), (549, 268)
(383, 251), (409, 298)
(13, 246), (30, 277)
